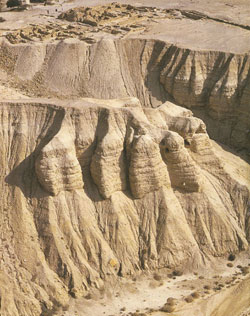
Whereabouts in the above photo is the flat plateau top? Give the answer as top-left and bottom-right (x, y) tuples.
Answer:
(133, 18), (250, 53)
(0, 0), (250, 53)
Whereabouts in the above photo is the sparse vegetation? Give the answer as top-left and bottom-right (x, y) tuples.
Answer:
(228, 254), (236, 261)
(241, 267), (249, 275)
(6, 0), (21, 7)
(85, 293), (92, 300)
(173, 270), (183, 277)
(191, 291), (200, 299)
(0, 2), (250, 316)
(153, 272), (162, 281)
(185, 295), (194, 303)
(166, 297), (177, 306)
(161, 303), (176, 313)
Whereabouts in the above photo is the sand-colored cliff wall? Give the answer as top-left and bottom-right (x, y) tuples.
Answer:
(0, 38), (249, 151)
(0, 99), (249, 316)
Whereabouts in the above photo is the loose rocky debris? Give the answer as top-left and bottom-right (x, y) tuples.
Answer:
(5, 22), (98, 43)
(4, 3), (185, 43)
(4, 2), (250, 45)
(58, 2), (174, 26)
(0, 1), (250, 315)
(117, 267), (250, 316)
(3, 1), (250, 46)
(58, 259), (249, 316)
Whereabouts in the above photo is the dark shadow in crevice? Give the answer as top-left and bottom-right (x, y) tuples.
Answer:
(5, 105), (65, 199)
(80, 108), (110, 203)
(184, 139), (190, 148)
(144, 40), (176, 107)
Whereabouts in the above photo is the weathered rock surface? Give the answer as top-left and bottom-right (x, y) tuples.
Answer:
(0, 99), (249, 316)
(129, 133), (170, 198)
(0, 37), (249, 151)
(0, 4), (249, 314)
(35, 123), (84, 196)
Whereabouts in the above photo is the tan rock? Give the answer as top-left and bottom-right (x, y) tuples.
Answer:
(129, 133), (170, 199)
(35, 118), (84, 195)
(0, 97), (249, 316)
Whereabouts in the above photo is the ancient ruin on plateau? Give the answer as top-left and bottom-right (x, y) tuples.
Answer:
(0, 0), (249, 316)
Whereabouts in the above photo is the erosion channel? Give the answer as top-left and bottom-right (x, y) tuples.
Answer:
(0, 1), (250, 316)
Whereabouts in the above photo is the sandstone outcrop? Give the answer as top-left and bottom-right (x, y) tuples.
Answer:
(0, 98), (249, 316)
(129, 133), (170, 198)
(0, 37), (249, 151)
(160, 131), (203, 192)
(35, 123), (84, 196)
(90, 108), (128, 199)
(0, 3), (250, 314)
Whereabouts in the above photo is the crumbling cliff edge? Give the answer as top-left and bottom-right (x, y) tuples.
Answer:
(0, 98), (249, 315)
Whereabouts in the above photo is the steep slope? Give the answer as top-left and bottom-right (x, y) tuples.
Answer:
(0, 37), (250, 151)
(0, 4), (250, 314)
(0, 99), (249, 316)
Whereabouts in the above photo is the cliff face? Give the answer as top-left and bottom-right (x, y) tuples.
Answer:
(0, 99), (249, 316)
(1, 38), (250, 151)
(0, 13), (250, 314)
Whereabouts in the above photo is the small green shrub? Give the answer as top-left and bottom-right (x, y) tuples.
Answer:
(228, 254), (236, 261)
(7, 0), (21, 7)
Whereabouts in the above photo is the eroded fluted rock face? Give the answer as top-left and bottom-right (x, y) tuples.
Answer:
(0, 99), (249, 316)
(90, 109), (128, 199)
(158, 49), (250, 151)
(129, 133), (170, 198)
(160, 131), (203, 192)
(35, 125), (84, 195)
(1, 38), (249, 150)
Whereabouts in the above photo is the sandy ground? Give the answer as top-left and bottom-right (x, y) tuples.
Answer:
(51, 253), (250, 316)
(211, 141), (250, 184)
(136, 18), (250, 53)
(0, 0), (250, 53)
(0, 83), (29, 98)
(0, 1), (249, 315)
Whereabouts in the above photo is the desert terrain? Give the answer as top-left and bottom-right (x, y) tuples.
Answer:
(0, 0), (249, 316)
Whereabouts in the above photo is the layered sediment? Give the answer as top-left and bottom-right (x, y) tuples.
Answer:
(0, 3), (249, 315)
(0, 99), (249, 316)
(0, 37), (249, 151)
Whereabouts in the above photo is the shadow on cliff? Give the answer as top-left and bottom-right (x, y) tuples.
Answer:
(80, 108), (109, 203)
(156, 47), (250, 157)
(5, 107), (65, 199)
(144, 40), (175, 107)
(81, 107), (132, 202)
